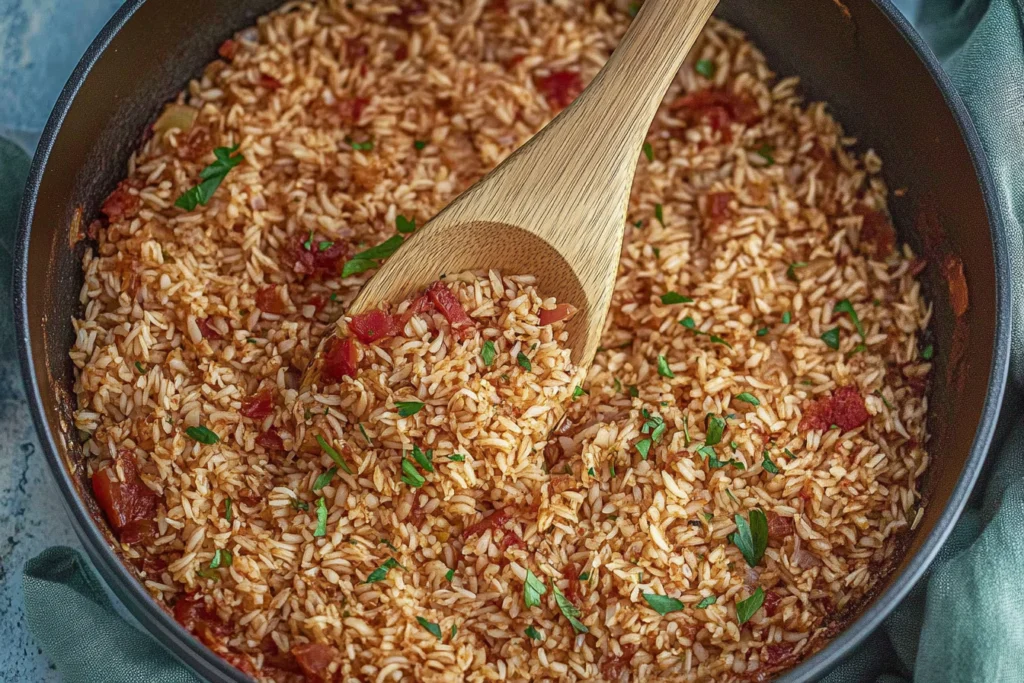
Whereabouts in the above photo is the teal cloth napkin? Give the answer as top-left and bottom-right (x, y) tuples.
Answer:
(9, 1), (1024, 681)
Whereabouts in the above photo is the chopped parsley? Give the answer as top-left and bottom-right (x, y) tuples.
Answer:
(395, 215), (416, 234)
(524, 569), (547, 608)
(642, 593), (685, 615)
(209, 548), (232, 569)
(696, 595), (717, 609)
(705, 414), (726, 446)
(185, 426), (219, 445)
(316, 434), (353, 474)
(660, 291), (693, 305)
(786, 262), (808, 282)
(761, 451), (780, 474)
(290, 498), (309, 511)
(736, 587), (765, 625)
(628, 384), (639, 398)
(134, 361), (147, 374)
(654, 203), (664, 225)
(318, 240), (334, 251)
(517, 352), (532, 371)
(642, 142), (654, 161)
(695, 59), (716, 79)
(735, 392), (760, 406)
(755, 143), (775, 165)
(874, 389), (895, 410)
(834, 299), (865, 338)
(579, 571), (590, 581)
(416, 616), (442, 640)
(359, 423), (372, 445)
(781, 311), (792, 324)
(682, 414), (691, 446)
(726, 489), (738, 504)
(552, 584), (588, 633)
(224, 497), (233, 522)
(341, 234), (405, 277)
(525, 625), (543, 641)
(680, 316), (731, 348)
(346, 137), (374, 151)
(401, 458), (426, 488)
(365, 557), (402, 583)
(449, 454), (465, 462)
(922, 344), (934, 360)
(411, 445), (434, 473)
(312, 466), (338, 491)
(313, 497), (328, 537)
(414, 140), (427, 150)
(635, 438), (652, 459)
(380, 538), (399, 552)
(175, 145), (244, 210)
(445, 568), (455, 582)
(756, 326), (769, 336)
(702, 512), (714, 522)
(627, 1), (641, 17)
(657, 355), (675, 379)
(572, 385), (589, 400)
(396, 401), (425, 417)
(730, 441), (738, 451)
(481, 340), (497, 366)
(821, 327), (841, 350)
(783, 448), (797, 460)
(587, 467), (596, 477)
(729, 509), (768, 567)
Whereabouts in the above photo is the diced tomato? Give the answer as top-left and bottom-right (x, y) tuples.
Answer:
(90, 450), (159, 542)
(217, 39), (238, 61)
(564, 562), (582, 605)
(798, 385), (869, 433)
(394, 43), (409, 61)
(307, 294), (327, 314)
(763, 590), (782, 617)
(256, 286), (287, 314)
(766, 511), (794, 539)
(538, 303), (576, 326)
(706, 192), (735, 222)
(426, 281), (474, 333)
(499, 530), (526, 551)
(407, 494), (427, 527)
(462, 509), (511, 539)
(345, 38), (368, 61)
(387, 0), (426, 29)
(173, 593), (231, 647)
(119, 519), (158, 545)
(136, 554), (168, 575)
(288, 235), (348, 280)
(600, 643), (639, 680)
(256, 429), (284, 451)
(348, 309), (401, 344)
(670, 89), (762, 140)
(241, 390), (274, 419)
(259, 635), (303, 674)
(764, 643), (795, 667)
(338, 96), (369, 126)
(398, 294), (433, 328)
(809, 143), (838, 185)
(101, 180), (141, 223)
(291, 642), (338, 681)
(321, 337), (359, 382)
(855, 205), (896, 257)
(537, 70), (583, 111)
(196, 317), (221, 340)
(259, 74), (282, 90)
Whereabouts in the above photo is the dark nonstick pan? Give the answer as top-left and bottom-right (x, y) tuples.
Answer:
(13, 0), (1011, 680)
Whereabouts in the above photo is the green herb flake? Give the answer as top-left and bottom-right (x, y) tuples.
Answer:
(874, 389), (895, 410)
(821, 327), (841, 350)
(346, 137), (374, 151)
(635, 438), (653, 460)
(524, 569), (548, 608)
(705, 414), (726, 446)
(709, 335), (733, 348)
(761, 451), (780, 474)
(445, 568), (455, 582)
(660, 291), (694, 305)
(341, 235), (406, 277)
(449, 453), (465, 462)
(416, 616), (442, 640)
(680, 316), (696, 330)
(290, 498), (309, 511)
(414, 140), (427, 150)
(702, 512), (714, 522)
(396, 401), (425, 417)
(313, 497), (329, 537)
(736, 587), (765, 625)
(579, 571), (590, 581)
(517, 352), (532, 372)
(726, 489), (738, 504)
(783, 448), (797, 460)
(755, 143), (775, 165)
(627, 1), (641, 17)
(834, 299), (866, 338)
(380, 538), (399, 552)
(396, 215), (417, 234)
(525, 625), (543, 641)
(922, 344), (934, 360)
(318, 240), (334, 252)
(729, 508), (768, 567)
(695, 59), (716, 79)
(654, 203), (664, 225)
(642, 142), (654, 162)
(682, 414), (691, 446)
(552, 584), (589, 633)
(185, 426), (219, 445)
(781, 311), (792, 324)
(312, 466), (338, 491)
(134, 361), (148, 374)
(401, 458), (426, 488)
(642, 593), (685, 615)
(175, 145), (244, 211)
(735, 392), (760, 406)
(657, 355), (675, 379)
(786, 262), (808, 282)
(224, 496), (233, 522)
(756, 327), (769, 336)
(316, 434), (353, 475)
(209, 548), (233, 569)
(359, 423), (372, 445)
(628, 384), (640, 398)
(633, 219), (644, 228)
(365, 557), (403, 584)
(196, 567), (219, 580)
(572, 385), (589, 400)
(696, 595), (717, 609)
(411, 445), (434, 473)
(480, 340), (497, 367)
(246, 337), (259, 344)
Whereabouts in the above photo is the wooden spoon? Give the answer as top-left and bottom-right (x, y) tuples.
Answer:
(307, 0), (718, 383)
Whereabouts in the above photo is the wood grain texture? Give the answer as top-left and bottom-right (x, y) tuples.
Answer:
(307, 0), (717, 384)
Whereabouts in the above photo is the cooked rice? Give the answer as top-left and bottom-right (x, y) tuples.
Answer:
(70, 0), (933, 680)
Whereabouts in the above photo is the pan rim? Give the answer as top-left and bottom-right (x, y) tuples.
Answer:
(13, 0), (1011, 681)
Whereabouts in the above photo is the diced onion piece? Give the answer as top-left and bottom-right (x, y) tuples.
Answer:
(153, 104), (198, 137)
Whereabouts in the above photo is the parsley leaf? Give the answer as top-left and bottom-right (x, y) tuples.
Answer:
(654, 203), (664, 225)
(660, 291), (693, 305)
(341, 235), (405, 277)
(922, 344), (934, 360)
(782, 311), (792, 324)
(134, 361), (147, 374)
(628, 384), (639, 398)
(290, 498), (309, 511)
(761, 451), (780, 474)
(481, 340), (497, 366)
(756, 326), (769, 336)
(186, 426), (219, 444)
(657, 355), (675, 379)
(414, 140), (427, 150)
(834, 299), (865, 338)
(224, 497), (233, 522)
(735, 392), (760, 406)
(696, 595), (717, 609)
(786, 262), (808, 282)
(635, 438), (652, 459)
(729, 509), (768, 567)
(313, 497), (328, 537)
(736, 587), (765, 625)
(318, 240), (334, 251)
(572, 385), (588, 400)
(552, 584), (589, 633)
(642, 142), (654, 161)
(401, 458), (426, 488)
(755, 143), (775, 165)
(642, 593), (685, 615)
(316, 434), (353, 474)
(627, 1), (640, 17)
(416, 616), (442, 639)
(175, 145), (244, 210)
(445, 568), (455, 582)
(346, 137), (374, 151)
(705, 414), (726, 446)
(821, 327), (841, 350)
(365, 557), (403, 583)
(517, 352), (532, 371)
(449, 453), (465, 462)
(396, 401), (425, 417)
(525, 625), (543, 641)
(524, 569), (547, 608)
(411, 445), (434, 473)
(209, 548), (233, 569)
(312, 466), (338, 491)
(396, 215), (417, 234)
(359, 423), (372, 444)
(695, 59), (716, 79)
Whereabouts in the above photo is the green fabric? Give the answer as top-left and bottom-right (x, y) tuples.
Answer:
(22, 547), (202, 683)
(14, 1), (1024, 682)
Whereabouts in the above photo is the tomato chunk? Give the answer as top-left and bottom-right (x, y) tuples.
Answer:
(256, 429), (284, 451)
(855, 205), (896, 257)
(322, 337), (359, 382)
(338, 97), (369, 126)
(600, 643), (638, 680)
(766, 511), (794, 539)
(90, 450), (159, 542)
(173, 593), (231, 647)
(288, 235), (348, 280)
(537, 70), (583, 111)
(538, 303), (577, 326)
(706, 192), (735, 222)
(196, 317), (221, 340)
(399, 293), (434, 328)
(256, 286), (287, 314)
(462, 509), (511, 539)
(499, 530), (526, 551)
(798, 385), (869, 433)
(101, 181), (141, 223)
(240, 389), (274, 419)
(427, 281), (474, 332)
(563, 562), (583, 605)
(259, 74), (282, 90)
(349, 309), (401, 344)
(764, 643), (795, 667)
(763, 590), (783, 617)
(670, 89), (761, 141)
(217, 39), (238, 61)
(291, 642), (338, 681)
